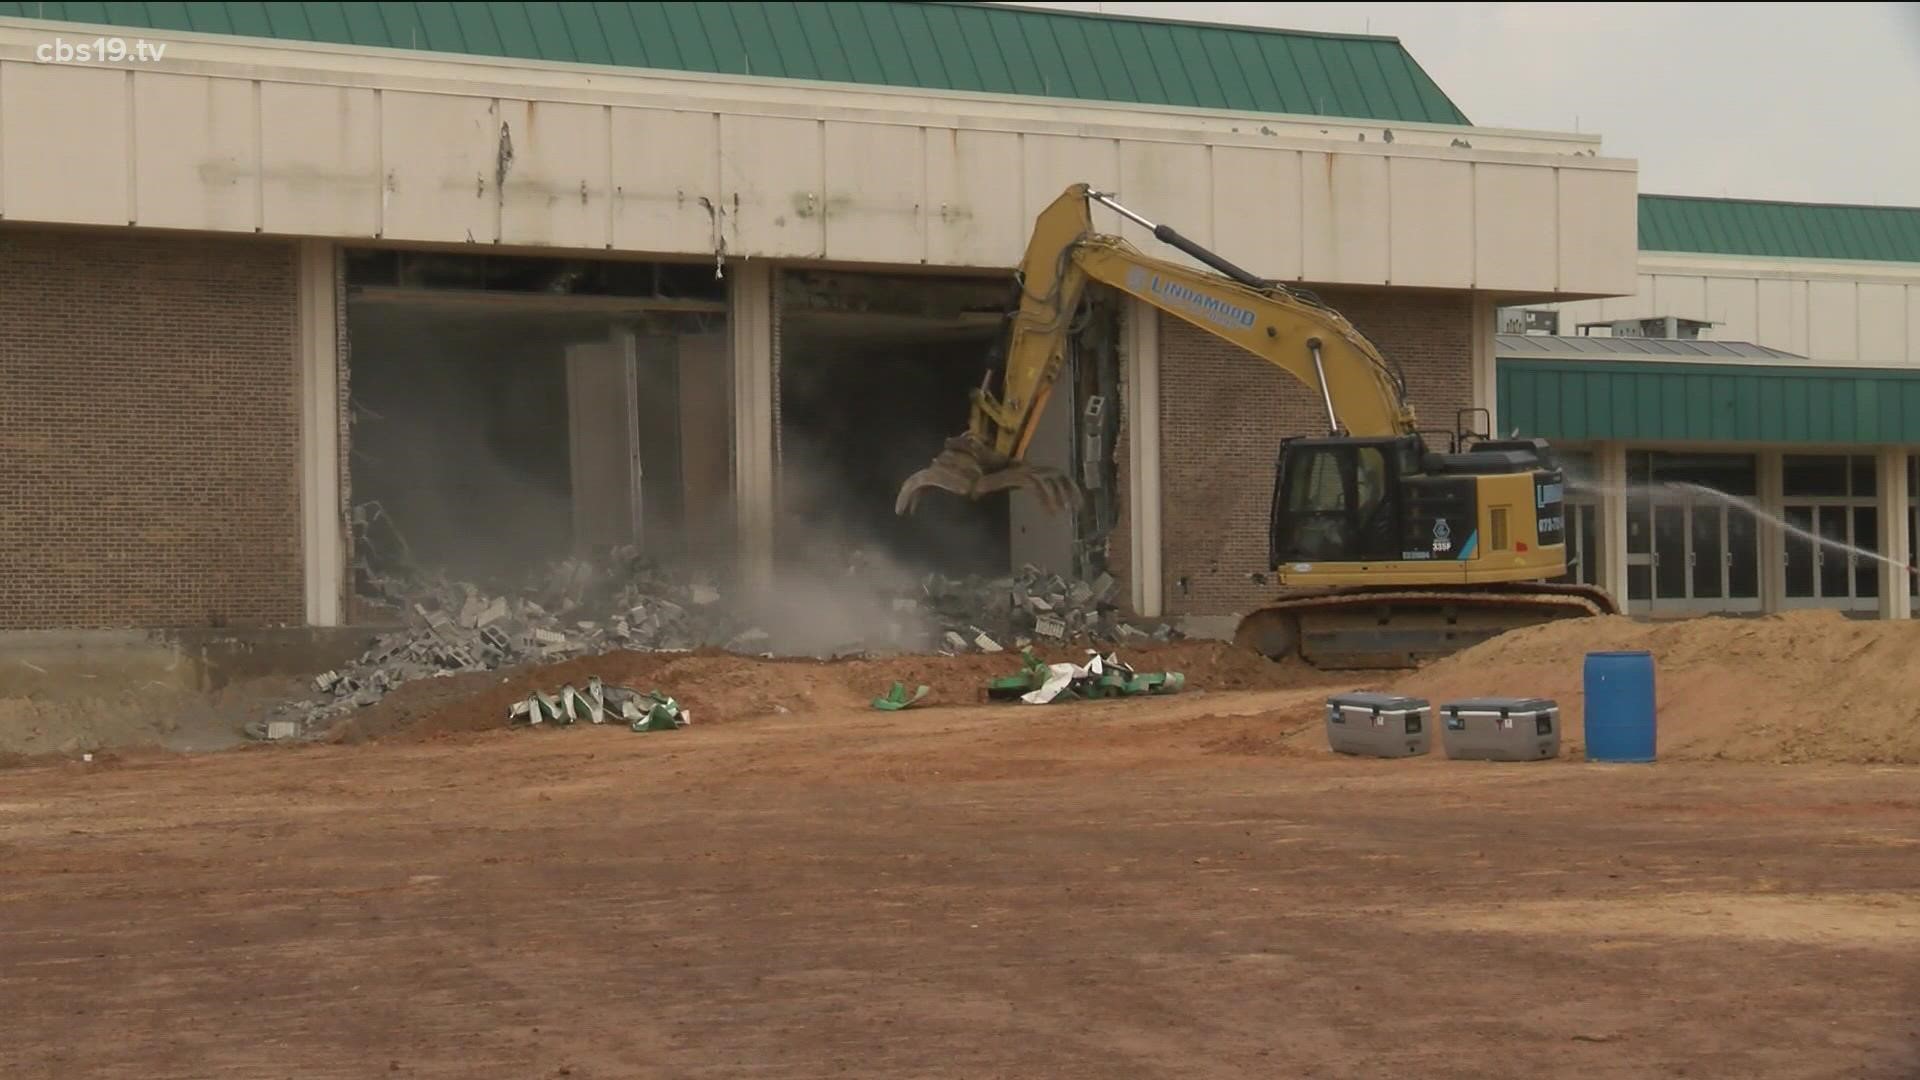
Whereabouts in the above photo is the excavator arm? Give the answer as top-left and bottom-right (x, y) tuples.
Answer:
(896, 182), (1418, 516)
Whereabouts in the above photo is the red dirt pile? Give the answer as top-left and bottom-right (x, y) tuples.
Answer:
(1376, 609), (1920, 764)
(331, 641), (1322, 743)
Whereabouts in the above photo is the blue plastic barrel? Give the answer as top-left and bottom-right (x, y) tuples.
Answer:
(1583, 651), (1657, 763)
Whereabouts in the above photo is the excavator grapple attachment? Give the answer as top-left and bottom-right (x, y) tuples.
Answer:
(895, 435), (1083, 517)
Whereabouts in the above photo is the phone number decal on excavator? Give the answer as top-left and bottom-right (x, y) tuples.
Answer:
(1125, 266), (1257, 331)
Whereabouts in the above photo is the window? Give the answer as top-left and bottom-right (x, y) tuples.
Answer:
(1273, 443), (1405, 563)
(1784, 454), (1876, 499)
(1288, 450), (1346, 513)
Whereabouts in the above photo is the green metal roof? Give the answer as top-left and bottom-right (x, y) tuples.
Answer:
(0, 2), (1470, 124)
(1501, 358), (1920, 446)
(1640, 194), (1920, 265)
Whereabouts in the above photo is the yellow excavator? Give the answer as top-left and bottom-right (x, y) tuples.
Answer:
(895, 183), (1619, 669)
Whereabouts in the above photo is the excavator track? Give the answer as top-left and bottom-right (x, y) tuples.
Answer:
(1232, 582), (1620, 671)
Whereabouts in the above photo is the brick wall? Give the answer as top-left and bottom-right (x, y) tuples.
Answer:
(1110, 288), (1475, 618)
(0, 228), (302, 629)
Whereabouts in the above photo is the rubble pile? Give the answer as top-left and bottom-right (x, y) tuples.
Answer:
(261, 548), (751, 739)
(913, 564), (1180, 654)
(508, 676), (691, 733)
(258, 542), (1180, 740)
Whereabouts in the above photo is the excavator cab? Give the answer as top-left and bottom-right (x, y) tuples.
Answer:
(1264, 430), (1574, 587)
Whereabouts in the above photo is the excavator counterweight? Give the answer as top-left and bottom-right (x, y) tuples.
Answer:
(894, 183), (1620, 668)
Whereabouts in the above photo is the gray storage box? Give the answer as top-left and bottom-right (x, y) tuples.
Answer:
(1325, 692), (1431, 758)
(1439, 697), (1561, 761)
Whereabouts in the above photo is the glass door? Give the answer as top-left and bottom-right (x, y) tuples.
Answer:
(1553, 501), (1600, 586)
(1782, 455), (1879, 612)
(1651, 503), (1688, 608)
(1623, 451), (1760, 616)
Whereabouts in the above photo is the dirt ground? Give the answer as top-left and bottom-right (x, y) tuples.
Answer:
(3, 668), (1918, 1079)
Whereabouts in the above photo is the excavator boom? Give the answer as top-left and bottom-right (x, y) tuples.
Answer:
(895, 183), (1412, 517)
(896, 183), (1619, 668)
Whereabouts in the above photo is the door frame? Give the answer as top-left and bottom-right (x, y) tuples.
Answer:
(1646, 494), (1763, 614)
(1780, 498), (1880, 612)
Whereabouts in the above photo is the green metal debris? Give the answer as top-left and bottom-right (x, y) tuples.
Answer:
(627, 690), (688, 732)
(872, 682), (932, 711)
(988, 649), (1185, 705)
(509, 677), (691, 732)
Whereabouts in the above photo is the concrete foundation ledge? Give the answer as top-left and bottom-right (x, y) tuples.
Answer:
(1175, 615), (1244, 642)
(0, 627), (385, 698)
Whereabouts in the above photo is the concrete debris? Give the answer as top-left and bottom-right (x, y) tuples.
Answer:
(509, 677), (689, 732)
(263, 524), (1178, 740)
(258, 542), (750, 741)
(903, 561), (1179, 654)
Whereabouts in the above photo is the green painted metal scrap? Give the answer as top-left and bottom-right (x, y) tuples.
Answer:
(988, 649), (1184, 704)
(508, 678), (689, 731)
(626, 690), (688, 732)
(872, 682), (932, 711)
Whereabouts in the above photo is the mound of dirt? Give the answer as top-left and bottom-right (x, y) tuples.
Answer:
(0, 676), (308, 759)
(1372, 609), (1920, 764)
(333, 641), (1324, 743)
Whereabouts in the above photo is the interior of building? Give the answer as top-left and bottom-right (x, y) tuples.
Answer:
(343, 250), (731, 598)
(773, 268), (1121, 582)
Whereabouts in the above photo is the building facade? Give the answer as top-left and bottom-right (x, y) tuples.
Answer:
(1504, 196), (1920, 621)
(0, 1), (1641, 638)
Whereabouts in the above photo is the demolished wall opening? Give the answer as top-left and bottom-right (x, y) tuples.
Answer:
(343, 249), (730, 616)
(775, 268), (1120, 583)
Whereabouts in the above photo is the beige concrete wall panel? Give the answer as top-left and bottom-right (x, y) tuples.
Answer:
(1301, 152), (1389, 284)
(1651, 274), (1708, 321)
(500, 99), (610, 249)
(1021, 133), (1119, 238)
(260, 82), (379, 236)
(1473, 163), (1556, 291)
(821, 121), (924, 263)
(610, 107), (720, 255)
(1705, 276), (1760, 343)
(1755, 277), (1810, 355)
(1208, 146), (1301, 282)
(1808, 280), (1858, 362)
(1857, 282), (1907, 366)
(0, 38), (1637, 298)
(378, 90), (502, 243)
(1557, 167), (1638, 296)
(1387, 156), (1472, 288)
(925, 128), (1023, 266)
(1911, 286), (1920, 366)
(1115, 139), (1209, 262)
(132, 71), (254, 231)
(720, 113), (822, 258)
(2, 62), (129, 225)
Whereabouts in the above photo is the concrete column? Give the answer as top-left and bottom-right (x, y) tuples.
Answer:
(729, 261), (776, 593)
(1471, 295), (1498, 435)
(1596, 441), (1628, 607)
(1125, 298), (1163, 617)
(1877, 448), (1911, 620)
(296, 240), (344, 627)
(678, 332), (733, 565)
(1758, 450), (1786, 613)
(1008, 356), (1077, 577)
(564, 331), (643, 554)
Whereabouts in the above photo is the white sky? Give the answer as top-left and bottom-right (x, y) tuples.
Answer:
(1011, 2), (1920, 207)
